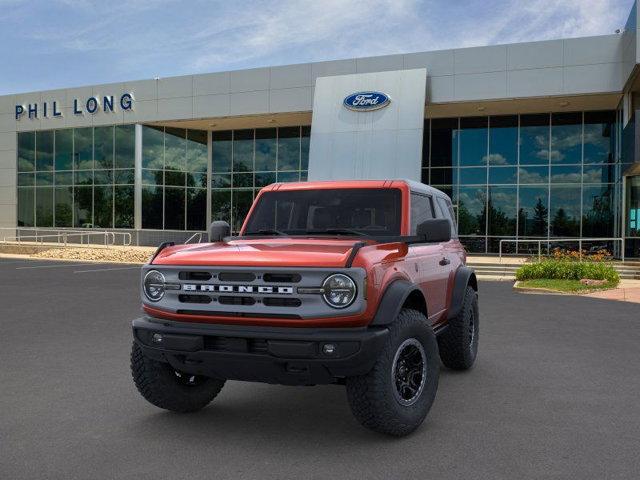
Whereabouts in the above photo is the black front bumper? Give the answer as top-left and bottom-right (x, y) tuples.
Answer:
(132, 316), (389, 386)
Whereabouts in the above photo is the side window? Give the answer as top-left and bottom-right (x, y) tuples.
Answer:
(437, 197), (458, 237)
(410, 193), (435, 234)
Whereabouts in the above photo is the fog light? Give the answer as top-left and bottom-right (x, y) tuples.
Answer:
(152, 333), (163, 343)
(323, 343), (336, 355)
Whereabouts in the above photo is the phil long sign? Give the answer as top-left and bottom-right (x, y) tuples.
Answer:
(15, 93), (134, 120)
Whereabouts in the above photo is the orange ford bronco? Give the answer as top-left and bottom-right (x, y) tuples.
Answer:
(131, 180), (478, 435)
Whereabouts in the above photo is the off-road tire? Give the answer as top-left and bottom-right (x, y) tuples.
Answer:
(345, 309), (439, 436)
(438, 286), (478, 370)
(131, 342), (225, 413)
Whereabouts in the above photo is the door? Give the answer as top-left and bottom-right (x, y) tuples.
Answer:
(625, 175), (640, 257)
(409, 193), (450, 319)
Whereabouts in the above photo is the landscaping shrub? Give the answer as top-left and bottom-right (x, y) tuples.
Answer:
(515, 259), (619, 284)
(550, 248), (612, 263)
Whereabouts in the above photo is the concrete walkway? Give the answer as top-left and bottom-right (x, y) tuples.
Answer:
(583, 279), (640, 304)
(467, 255), (526, 265)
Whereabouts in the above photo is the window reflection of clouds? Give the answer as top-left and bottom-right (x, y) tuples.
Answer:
(488, 116), (517, 166)
(551, 114), (581, 164)
(550, 166), (581, 183)
(520, 124), (550, 165)
(518, 167), (548, 184)
(482, 153), (508, 165)
(428, 111), (618, 252)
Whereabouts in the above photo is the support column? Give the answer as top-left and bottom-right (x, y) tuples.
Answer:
(134, 124), (143, 234)
(206, 130), (212, 233)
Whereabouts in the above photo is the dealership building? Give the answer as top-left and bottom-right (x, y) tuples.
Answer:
(2, 4), (640, 256)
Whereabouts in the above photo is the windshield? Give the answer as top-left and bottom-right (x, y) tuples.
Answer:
(243, 188), (402, 236)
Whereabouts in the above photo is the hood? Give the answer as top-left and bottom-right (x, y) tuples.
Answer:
(151, 238), (369, 268)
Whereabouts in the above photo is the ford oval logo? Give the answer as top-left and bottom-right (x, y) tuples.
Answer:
(343, 91), (391, 111)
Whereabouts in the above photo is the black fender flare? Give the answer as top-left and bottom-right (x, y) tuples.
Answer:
(370, 280), (426, 326)
(447, 266), (477, 320)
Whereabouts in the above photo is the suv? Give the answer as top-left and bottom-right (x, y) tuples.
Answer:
(131, 180), (478, 436)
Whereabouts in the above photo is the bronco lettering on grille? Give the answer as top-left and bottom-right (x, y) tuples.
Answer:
(182, 284), (294, 294)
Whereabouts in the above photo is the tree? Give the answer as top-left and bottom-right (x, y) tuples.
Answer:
(485, 196), (515, 236)
(532, 198), (548, 236)
(457, 201), (477, 235)
(551, 208), (579, 237)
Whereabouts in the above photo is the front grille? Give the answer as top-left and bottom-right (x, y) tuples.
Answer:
(263, 297), (302, 307)
(218, 272), (256, 282)
(178, 294), (212, 304)
(263, 273), (301, 283)
(203, 336), (228, 350)
(202, 336), (270, 355)
(219, 296), (255, 306)
(148, 266), (365, 320)
(179, 271), (212, 281)
(249, 339), (268, 354)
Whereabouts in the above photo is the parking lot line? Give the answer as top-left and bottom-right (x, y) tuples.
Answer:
(0, 260), (51, 265)
(74, 266), (141, 273)
(16, 262), (93, 270)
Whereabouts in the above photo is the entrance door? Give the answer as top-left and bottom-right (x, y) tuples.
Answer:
(625, 175), (640, 257)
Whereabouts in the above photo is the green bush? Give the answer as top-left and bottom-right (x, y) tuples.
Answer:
(515, 260), (619, 284)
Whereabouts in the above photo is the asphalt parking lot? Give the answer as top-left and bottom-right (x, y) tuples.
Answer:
(1, 258), (639, 480)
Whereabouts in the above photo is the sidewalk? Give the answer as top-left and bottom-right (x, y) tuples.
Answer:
(582, 280), (640, 304)
(467, 255), (527, 265)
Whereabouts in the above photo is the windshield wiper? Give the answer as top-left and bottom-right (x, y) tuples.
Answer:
(246, 229), (287, 236)
(306, 228), (366, 236)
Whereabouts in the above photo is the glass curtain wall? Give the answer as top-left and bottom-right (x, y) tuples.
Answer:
(422, 111), (618, 253)
(211, 126), (310, 232)
(141, 126), (208, 231)
(17, 126), (135, 228)
(18, 124), (310, 233)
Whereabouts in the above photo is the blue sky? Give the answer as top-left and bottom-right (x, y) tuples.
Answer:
(0, 0), (635, 95)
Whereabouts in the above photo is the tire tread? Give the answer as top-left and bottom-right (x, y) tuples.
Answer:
(131, 342), (225, 413)
(346, 309), (439, 436)
(438, 286), (478, 370)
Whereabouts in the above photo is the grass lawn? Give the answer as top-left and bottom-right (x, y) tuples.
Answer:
(515, 278), (619, 293)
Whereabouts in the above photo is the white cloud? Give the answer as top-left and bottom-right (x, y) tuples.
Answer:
(1, 0), (634, 92)
(483, 153), (508, 165)
(519, 167), (547, 183)
(188, 0), (425, 70)
(453, 0), (631, 48)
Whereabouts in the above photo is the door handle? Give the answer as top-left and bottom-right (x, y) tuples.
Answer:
(439, 257), (450, 266)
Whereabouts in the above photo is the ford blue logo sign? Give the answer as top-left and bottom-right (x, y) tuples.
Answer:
(343, 91), (390, 111)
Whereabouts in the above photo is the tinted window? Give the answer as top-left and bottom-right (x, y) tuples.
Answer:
(244, 189), (402, 236)
(488, 116), (517, 166)
(520, 114), (549, 165)
(551, 112), (581, 165)
(410, 193), (434, 234)
(430, 118), (457, 167)
(459, 117), (487, 167)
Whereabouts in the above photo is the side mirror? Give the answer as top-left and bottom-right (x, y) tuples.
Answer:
(416, 218), (451, 243)
(209, 221), (230, 242)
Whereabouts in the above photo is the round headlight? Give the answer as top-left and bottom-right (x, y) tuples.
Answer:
(143, 270), (166, 302)
(322, 274), (357, 309)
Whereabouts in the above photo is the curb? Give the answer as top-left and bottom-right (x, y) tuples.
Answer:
(0, 253), (149, 265)
(512, 281), (568, 295)
(513, 280), (619, 296)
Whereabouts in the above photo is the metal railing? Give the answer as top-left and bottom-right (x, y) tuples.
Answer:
(0, 228), (132, 248)
(498, 238), (625, 262)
